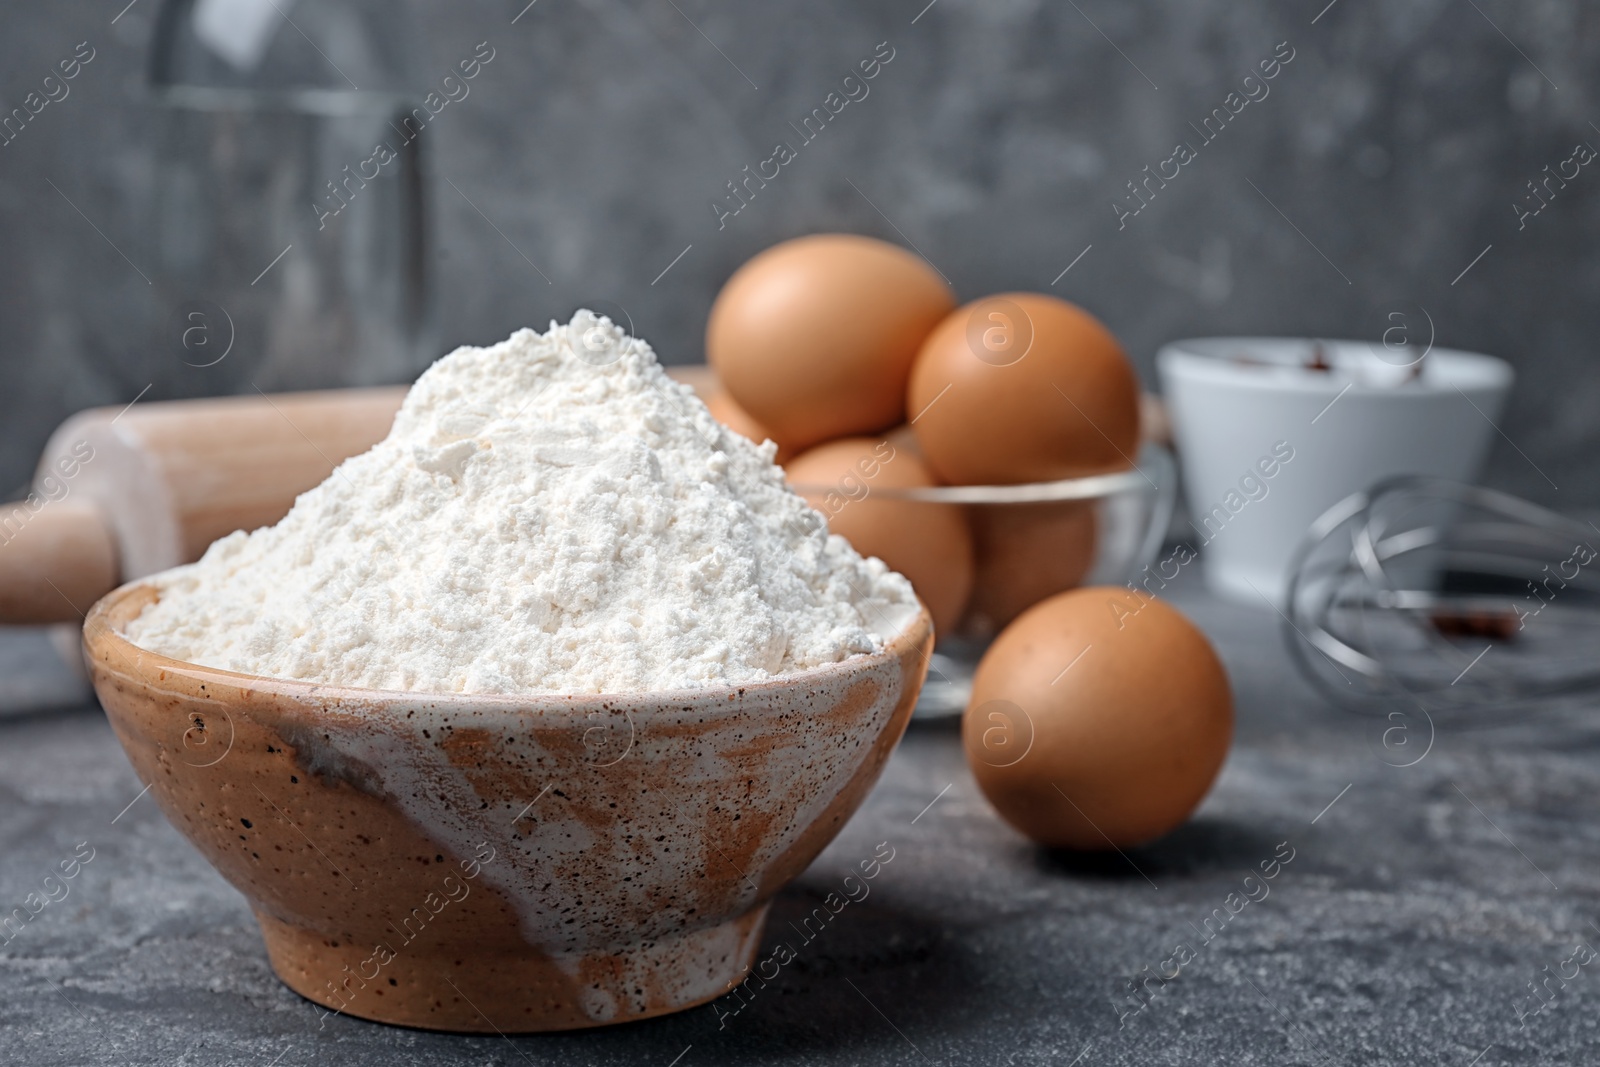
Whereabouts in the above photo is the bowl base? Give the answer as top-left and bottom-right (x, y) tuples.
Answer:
(257, 903), (771, 1033)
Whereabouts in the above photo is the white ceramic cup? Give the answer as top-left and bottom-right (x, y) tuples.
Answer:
(1156, 337), (1514, 606)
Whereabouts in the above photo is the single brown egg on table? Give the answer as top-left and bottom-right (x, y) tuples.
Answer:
(704, 388), (793, 464)
(708, 234), (955, 454)
(786, 436), (974, 636)
(963, 501), (1098, 636)
(962, 587), (1232, 850)
(907, 293), (1140, 486)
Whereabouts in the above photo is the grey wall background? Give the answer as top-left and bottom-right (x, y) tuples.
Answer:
(1, 0), (1596, 505)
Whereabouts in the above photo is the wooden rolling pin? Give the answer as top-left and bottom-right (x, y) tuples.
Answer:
(0, 388), (406, 624)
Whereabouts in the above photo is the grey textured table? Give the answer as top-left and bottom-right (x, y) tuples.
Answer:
(3, 577), (1597, 1066)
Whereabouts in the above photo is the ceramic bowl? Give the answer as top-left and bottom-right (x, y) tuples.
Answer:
(1158, 337), (1514, 605)
(85, 581), (932, 1033)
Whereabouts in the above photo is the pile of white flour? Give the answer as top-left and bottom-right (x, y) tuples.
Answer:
(128, 311), (918, 694)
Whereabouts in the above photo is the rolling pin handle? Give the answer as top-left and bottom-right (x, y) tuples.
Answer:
(0, 498), (120, 624)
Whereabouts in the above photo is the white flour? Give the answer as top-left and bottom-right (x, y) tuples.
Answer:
(127, 311), (918, 694)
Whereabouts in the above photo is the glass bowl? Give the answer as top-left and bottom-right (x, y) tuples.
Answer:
(794, 442), (1177, 719)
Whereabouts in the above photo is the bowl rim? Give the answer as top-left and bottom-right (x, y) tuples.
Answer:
(1156, 337), (1514, 396)
(84, 580), (933, 720)
(789, 441), (1173, 504)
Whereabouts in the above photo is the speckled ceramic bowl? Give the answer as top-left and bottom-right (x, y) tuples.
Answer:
(85, 581), (931, 1033)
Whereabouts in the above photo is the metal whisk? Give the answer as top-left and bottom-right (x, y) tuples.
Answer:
(1283, 477), (1600, 716)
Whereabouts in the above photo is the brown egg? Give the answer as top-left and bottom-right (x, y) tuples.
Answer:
(708, 235), (955, 453)
(882, 422), (922, 461)
(786, 437), (973, 636)
(962, 587), (1232, 849)
(704, 388), (793, 463)
(963, 501), (1098, 636)
(908, 293), (1141, 485)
